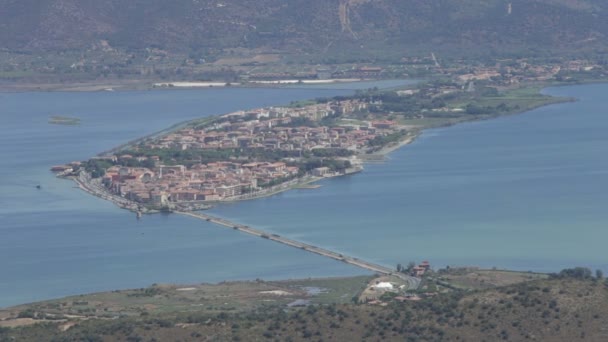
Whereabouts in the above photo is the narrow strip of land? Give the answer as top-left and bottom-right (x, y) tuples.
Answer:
(177, 211), (421, 290)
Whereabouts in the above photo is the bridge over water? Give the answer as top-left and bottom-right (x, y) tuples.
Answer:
(68, 170), (420, 289)
(178, 211), (421, 290)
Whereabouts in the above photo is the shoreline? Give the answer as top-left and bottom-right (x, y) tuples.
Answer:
(367, 132), (421, 157)
(2, 76), (607, 93)
(153, 78), (363, 88)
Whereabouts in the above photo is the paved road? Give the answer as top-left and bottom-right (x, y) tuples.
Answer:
(73, 172), (139, 210)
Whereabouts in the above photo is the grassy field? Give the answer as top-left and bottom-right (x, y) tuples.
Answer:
(394, 85), (572, 131)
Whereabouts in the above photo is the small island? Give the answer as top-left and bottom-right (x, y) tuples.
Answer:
(54, 97), (409, 212)
(48, 115), (81, 126)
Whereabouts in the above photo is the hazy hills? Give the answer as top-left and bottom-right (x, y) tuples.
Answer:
(1, 0), (608, 60)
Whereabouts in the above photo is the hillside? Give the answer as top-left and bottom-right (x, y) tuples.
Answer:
(2, 270), (608, 341)
(1, 0), (608, 60)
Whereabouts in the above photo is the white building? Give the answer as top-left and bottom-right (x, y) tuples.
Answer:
(373, 282), (394, 290)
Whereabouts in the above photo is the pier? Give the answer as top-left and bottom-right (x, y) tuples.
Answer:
(178, 211), (421, 290)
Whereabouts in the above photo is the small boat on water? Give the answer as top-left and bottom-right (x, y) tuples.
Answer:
(35, 185), (41, 189)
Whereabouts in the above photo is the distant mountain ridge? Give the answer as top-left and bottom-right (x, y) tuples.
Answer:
(1, 0), (608, 60)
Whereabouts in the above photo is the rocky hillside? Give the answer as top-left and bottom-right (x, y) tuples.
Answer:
(1, 0), (607, 58)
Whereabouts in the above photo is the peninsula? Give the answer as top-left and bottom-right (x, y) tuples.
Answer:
(52, 78), (573, 213)
(6, 1), (608, 339)
(54, 97), (404, 212)
(44, 78), (578, 287)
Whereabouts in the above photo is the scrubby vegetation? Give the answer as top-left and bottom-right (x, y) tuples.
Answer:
(2, 1), (608, 83)
(2, 269), (608, 341)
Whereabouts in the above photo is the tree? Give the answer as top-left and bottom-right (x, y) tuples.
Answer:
(465, 104), (485, 115)
(596, 269), (604, 280)
(554, 267), (593, 280)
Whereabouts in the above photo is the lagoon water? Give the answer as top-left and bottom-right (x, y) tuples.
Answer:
(1, 81), (607, 307)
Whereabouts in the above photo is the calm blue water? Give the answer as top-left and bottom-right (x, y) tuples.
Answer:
(210, 84), (608, 274)
(0, 81), (411, 308)
(1, 81), (607, 307)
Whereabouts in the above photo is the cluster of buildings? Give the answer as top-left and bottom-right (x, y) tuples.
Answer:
(445, 59), (605, 85)
(145, 101), (399, 155)
(101, 161), (298, 206)
(411, 260), (431, 277)
(362, 261), (433, 305)
(96, 99), (403, 206)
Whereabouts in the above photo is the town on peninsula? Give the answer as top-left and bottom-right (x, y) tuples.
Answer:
(49, 55), (608, 214)
(6, 1), (608, 340)
(52, 97), (409, 212)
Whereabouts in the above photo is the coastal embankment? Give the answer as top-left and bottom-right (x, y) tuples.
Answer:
(72, 172), (151, 212)
(71, 171), (217, 212)
(178, 211), (421, 290)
